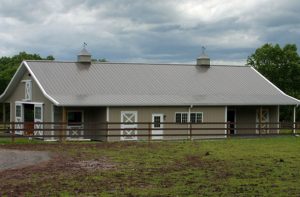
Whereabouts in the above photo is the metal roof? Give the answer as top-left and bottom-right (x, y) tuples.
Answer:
(1, 60), (300, 106)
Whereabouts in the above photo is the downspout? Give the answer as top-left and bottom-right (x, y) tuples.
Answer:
(188, 105), (193, 140)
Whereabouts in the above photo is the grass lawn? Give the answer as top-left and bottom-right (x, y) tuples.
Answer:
(0, 137), (300, 196)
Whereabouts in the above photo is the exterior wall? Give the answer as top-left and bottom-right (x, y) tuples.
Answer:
(234, 106), (279, 134)
(54, 106), (107, 141)
(5, 70), (54, 139)
(108, 106), (226, 141)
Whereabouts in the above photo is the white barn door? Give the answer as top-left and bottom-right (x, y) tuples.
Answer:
(15, 103), (24, 135)
(34, 104), (43, 138)
(121, 111), (138, 141)
(152, 114), (164, 140)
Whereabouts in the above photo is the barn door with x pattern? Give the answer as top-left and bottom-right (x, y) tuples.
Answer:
(34, 104), (43, 138)
(121, 111), (137, 140)
(256, 108), (269, 134)
(15, 103), (24, 135)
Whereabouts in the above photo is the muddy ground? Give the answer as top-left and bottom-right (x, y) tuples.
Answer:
(0, 149), (50, 171)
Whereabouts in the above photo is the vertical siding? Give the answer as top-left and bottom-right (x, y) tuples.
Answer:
(235, 106), (279, 134)
(55, 107), (107, 140)
(5, 70), (54, 139)
(108, 106), (226, 141)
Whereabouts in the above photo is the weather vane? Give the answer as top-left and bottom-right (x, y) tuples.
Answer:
(201, 46), (206, 55)
(83, 42), (87, 48)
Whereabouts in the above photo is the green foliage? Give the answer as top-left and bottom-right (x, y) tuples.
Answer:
(247, 43), (300, 121)
(0, 52), (55, 94)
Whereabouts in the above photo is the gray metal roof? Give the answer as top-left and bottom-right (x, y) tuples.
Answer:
(1, 60), (300, 106)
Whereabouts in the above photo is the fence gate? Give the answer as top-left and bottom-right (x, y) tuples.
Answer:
(121, 111), (137, 140)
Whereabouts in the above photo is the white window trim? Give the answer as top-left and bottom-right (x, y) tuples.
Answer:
(22, 80), (32, 101)
(175, 112), (203, 123)
(190, 112), (203, 123)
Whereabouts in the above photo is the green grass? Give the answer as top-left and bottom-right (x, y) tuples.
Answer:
(1, 137), (300, 196)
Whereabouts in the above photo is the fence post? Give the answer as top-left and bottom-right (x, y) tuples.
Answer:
(11, 122), (15, 143)
(227, 122), (230, 138)
(105, 121), (109, 141)
(148, 123), (151, 142)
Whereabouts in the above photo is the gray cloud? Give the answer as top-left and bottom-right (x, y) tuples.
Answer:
(0, 0), (299, 65)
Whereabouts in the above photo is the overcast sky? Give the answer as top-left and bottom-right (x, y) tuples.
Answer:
(0, 0), (299, 65)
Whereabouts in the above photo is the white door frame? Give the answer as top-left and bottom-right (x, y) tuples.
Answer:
(152, 113), (164, 140)
(15, 102), (24, 135)
(121, 111), (138, 141)
(34, 104), (43, 138)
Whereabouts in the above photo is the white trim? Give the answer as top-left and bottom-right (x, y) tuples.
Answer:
(51, 104), (55, 141)
(106, 106), (110, 122)
(23, 61), (59, 105)
(15, 101), (44, 105)
(120, 111), (138, 141)
(15, 102), (24, 135)
(34, 103), (44, 138)
(24, 80), (32, 101)
(175, 112), (188, 123)
(251, 67), (300, 103)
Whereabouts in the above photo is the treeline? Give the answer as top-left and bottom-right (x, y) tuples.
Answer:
(247, 43), (300, 121)
(0, 52), (54, 93)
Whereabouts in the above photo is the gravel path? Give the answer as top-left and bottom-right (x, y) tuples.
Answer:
(0, 149), (50, 171)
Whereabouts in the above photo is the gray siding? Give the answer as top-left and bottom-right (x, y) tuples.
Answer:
(235, 106), (279, 134)
(54, 107), (107, 141)
(108, 106), (226, 141)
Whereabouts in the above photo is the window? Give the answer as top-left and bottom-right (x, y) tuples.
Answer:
(16, 105), (21, 117)
(34, 107), (42, 119)
(68, 111), (83, 126)
(190, 112), (203, 123)
(175, 112), (188, 123)
(24, 80), (32, 100)
(175, 112), (203, 123)
(153, 116), (161, 127)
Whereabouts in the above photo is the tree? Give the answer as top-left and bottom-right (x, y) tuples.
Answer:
(0, 52), (55, 94)
(247, 43), (300, 121)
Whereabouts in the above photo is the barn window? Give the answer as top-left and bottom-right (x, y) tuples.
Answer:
(190, 112), (203, 123)
(175, 112), (203, 123)
(175, 112), (188, 123)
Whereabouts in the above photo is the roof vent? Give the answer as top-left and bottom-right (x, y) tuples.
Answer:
(77, 43), (91, 63)
(197, 46), (210, 67)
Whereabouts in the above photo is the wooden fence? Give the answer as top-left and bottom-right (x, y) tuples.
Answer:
(0, 121), (299, 143)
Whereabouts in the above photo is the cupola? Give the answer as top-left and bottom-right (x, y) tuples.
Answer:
(77, 43), (91, 63)
(197, 47), (210, 67)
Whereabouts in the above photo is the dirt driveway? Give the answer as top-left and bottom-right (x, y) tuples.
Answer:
(0, 149), (51, 171)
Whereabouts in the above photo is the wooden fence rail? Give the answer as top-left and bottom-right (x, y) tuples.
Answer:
(0, 121), (299, 143)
